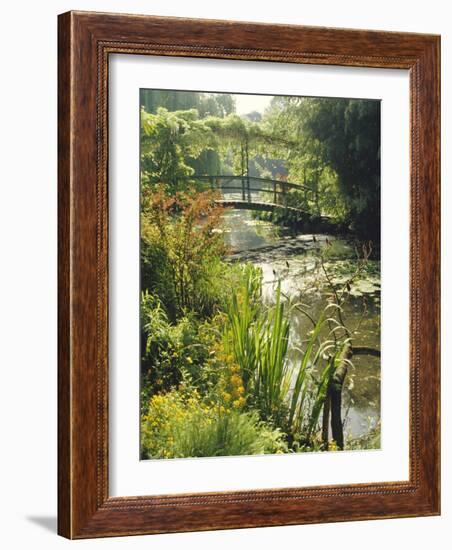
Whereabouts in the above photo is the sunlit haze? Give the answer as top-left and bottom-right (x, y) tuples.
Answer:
(234, 93), (273, 116)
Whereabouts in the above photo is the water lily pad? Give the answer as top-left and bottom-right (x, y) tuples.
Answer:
(352, 280), (380, 294)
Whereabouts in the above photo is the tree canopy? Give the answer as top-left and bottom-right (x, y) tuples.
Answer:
(263, 96), (380, 237)
(140, 91), (381, 239)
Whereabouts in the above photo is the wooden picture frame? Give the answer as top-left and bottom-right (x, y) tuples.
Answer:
(58, 10), (440, 539)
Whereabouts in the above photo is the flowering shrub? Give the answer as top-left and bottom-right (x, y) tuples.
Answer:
(141, 188), (228, 319)
(141, 386), (287, 459)
(217, 361), (246, 411)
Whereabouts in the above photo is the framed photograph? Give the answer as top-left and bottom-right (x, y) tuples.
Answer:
(58, 11), (440, 538)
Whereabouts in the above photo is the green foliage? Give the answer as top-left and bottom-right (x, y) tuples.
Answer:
(263, 96), (380, 237)
(138, 91), (381, 459)
(225, 271), (293, 427)
(288, 311), (327, 435)
(252, 284), (291, 425)
(140, 90), (381, 239)
(224, 264), (263, 388)
(140, 108), (218, 191)
(140, 105), (290, 194)
(140, 292), (209, 393)
(307, 340), (350, 437)
(140, 90), (236, 188)
(141, 189), (228, 319)
(304, 99), (380, 237)
(140, 89), (235, 119)
(141, 386), (287, 459)
(224, 270), (350, 445)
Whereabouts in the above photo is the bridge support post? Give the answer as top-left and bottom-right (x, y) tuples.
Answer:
(282, 182), (288, 212)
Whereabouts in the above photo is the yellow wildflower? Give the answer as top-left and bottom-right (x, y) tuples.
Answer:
(232, 385), (245, 398)
(232, 396), (246, 409)
(230, 374), (242, 387)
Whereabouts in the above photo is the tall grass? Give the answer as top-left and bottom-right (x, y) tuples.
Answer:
(253, 284), (291, 423)
(174, 409), (287, 458)
(288, 311), (326, 435)
(226, 265), (262, 389)
(226, 268), (350, 446)
(226, 270), (292, 422)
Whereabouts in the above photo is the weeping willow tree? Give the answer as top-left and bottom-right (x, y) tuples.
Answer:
(262, 96), (380, 237)
(140, 108), (219, 191)
(140, 91), (235, 190)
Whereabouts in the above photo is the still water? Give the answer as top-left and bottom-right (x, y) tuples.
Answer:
(222, 209), (381, 440)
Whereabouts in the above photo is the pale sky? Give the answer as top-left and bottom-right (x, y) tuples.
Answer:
(234, 93), (273, 116)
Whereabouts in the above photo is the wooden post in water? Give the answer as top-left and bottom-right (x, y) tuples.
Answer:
(330, 362), (348, 450)
(323, 344), (352, 450)
(241, 176), (246, 201)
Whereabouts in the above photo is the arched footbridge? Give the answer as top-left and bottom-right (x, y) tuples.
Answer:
(179, 174), (318, 215)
